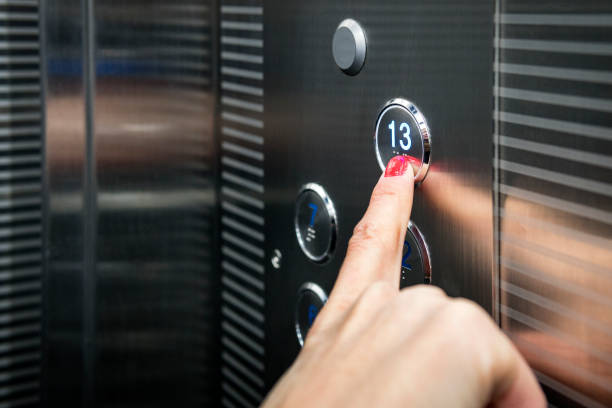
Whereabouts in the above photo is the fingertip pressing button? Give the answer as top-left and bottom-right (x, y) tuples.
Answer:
(375, 99), (432, 183)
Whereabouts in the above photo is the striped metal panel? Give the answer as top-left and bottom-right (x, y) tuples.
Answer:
(495, 2), (612, 407)
(0, 0), (41, 407)
(90, 1), (218, 406)
(219, 2), (265, 407)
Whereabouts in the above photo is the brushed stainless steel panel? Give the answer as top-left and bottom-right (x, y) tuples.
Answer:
(0, 0), (43, 406)
(43, 0), (87, 405)
(263, 0), (495, 388)
(495, 1), (612, 406)
(44, 0), (221, 406)
(92, 1), (219, 407)
(218, 2), (266, 407)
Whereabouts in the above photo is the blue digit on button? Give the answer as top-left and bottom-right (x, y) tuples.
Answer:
(308, 203), (318, 226)
(307, 304), (319, 326)
(402, 240), (412, 271)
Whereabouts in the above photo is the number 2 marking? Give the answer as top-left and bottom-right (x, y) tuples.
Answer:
(402, 240), (412, 271)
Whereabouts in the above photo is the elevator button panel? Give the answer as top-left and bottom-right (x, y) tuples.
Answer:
(295, 183), (338, 263)
(375, 99), (431, 183)
(400, 222), (432, 288)
(295, 282), (327, 347)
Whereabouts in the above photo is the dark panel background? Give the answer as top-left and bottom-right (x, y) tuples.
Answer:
(496, 1), (612, 406)
(263, 0), (495, 388)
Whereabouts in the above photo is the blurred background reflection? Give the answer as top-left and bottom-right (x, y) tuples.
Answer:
(45, 1), (219, 407)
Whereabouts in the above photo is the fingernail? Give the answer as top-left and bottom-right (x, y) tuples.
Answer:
(384, 155), (409, 177)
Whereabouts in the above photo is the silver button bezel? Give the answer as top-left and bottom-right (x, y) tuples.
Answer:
(406, 221), (432, 284)
(294, 183), (338, 264)
(295, 282), (328, 347)
(374, 98), (432, 183)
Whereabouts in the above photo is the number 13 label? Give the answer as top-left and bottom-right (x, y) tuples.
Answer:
(388, 120), (411, 151)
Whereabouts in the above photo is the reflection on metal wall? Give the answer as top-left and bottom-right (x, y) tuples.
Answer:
(495, 1), (612, 406)
(0, 0), (42, 406)
(45, 0), (220, 406)
(93, 1), (218, 407)
(218, 2), (267, 407)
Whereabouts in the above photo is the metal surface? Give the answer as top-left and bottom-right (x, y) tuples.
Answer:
(495, 1), (612, 406)
(35, 2), (612, 408)
(264, 0), (495, 389)
(0, 0), (43, 406)
(44, 0), (87, 404)
(400, 221), (432, 287)
(44, 0), (220, 406)
(217, 2), (267, 407)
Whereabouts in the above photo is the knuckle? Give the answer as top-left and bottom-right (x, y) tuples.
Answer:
(362, 281), (396, 302)
(437, 298), (495, 349)
(402, 284), (447, 300)
(350, 220), (390, 253)
(352, 218), (384, 241)
(447, 298), (489, 323)
(393, 285), (448, 318)
(371, 181), (402, 206)
(442, 299), (515, 386)
(352, 282), (395, 314)
(349, 219), (400, 255)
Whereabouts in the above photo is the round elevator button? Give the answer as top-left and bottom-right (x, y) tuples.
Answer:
(295, 283), (327, 347)
(400, 221), (432, 288)
(295, 183), (338, 263)
(332, 19), (367, 76)
(375, 99), (431, 183)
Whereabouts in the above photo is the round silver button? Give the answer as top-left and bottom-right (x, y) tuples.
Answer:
(332, 19), (367, 76)
(374, 99), (432, 183)
(400, 222), (432, 288)
(295, 282), (328, 347)
(294, 183), (338, 263)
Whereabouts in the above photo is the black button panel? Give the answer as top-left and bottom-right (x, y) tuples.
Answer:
(295, 283), (327, 347)
(294, 183), (337, 263)
(400, 221), (432, 288)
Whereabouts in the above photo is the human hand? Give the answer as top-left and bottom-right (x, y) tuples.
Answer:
(262, 156), (546, 408)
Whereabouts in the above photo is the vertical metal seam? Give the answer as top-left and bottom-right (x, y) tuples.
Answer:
(39, 0), (49, 404)
(82, 0), (97, 405)
(212, 0), (224, 402)
(492, 0), (502, 325)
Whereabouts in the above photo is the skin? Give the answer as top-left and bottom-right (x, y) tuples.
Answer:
(262, 162), (546, 408)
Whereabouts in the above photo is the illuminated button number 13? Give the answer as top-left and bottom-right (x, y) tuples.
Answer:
(388, 120), (411, 151)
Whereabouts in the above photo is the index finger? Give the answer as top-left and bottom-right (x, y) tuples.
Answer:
(326, 155), (415, 315)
